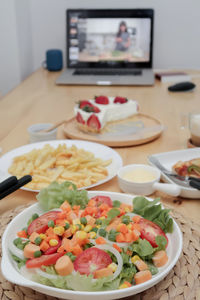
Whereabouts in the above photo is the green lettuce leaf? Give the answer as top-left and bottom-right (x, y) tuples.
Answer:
(129, 238), (154, 257)
(120, 263), (137, 283)
(146, 262), (158, 275)
(132, 196), (173, 233)
(10, 253), (27, 269)
(33, 270), (120, 291)
(37, 181), (88, 211)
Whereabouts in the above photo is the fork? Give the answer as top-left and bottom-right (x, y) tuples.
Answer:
(148, 156), (186, 180)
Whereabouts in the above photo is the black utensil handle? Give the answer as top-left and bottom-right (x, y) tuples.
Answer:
(0, 175), (32, 200)
(189, 179), (200, 190)
(188, 176), (200, 183)
(0, 176), (18, 193)
(17, 175), (32, 186)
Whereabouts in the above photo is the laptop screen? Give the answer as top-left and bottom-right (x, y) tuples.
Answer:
(67, 9), (154, 69)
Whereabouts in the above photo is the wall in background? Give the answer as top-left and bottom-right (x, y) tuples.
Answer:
(30, 0), (200, 71)
(0, 0), (21, 96)
(0, 0), (199, 96)
(0, 0), (33, 96)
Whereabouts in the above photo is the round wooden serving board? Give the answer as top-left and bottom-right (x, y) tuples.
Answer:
(63, 113), (164, 147)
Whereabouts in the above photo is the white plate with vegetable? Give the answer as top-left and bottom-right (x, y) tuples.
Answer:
(1, 183), (182, 300)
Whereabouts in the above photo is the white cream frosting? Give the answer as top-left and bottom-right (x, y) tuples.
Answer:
(74, 97), (138, 129)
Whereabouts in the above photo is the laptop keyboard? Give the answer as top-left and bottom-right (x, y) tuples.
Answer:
(73, 69), (142, 76)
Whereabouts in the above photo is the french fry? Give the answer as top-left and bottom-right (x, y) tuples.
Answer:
(8, 143), (112, 190)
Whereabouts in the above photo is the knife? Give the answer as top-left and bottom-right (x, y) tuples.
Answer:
(148, 156), (200, 190)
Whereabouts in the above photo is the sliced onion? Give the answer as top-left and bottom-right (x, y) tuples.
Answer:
(35, 268), (59, 280)
(9, 240), (25, 260)
(95, 244), (123, 280)
(20, 265), (35, 280)
(125, 212), (137, 218)
(92, 233), (129, 248)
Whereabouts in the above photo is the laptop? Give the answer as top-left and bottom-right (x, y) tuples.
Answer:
(56, 9), (154, 86)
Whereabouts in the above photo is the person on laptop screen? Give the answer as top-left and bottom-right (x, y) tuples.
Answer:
(115, 21), (131, 52)
(56, 9), (154, 86)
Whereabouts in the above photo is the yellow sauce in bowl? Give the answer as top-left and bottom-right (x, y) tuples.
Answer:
(122, 168), (157, 183)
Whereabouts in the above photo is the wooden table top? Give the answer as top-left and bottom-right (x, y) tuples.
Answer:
(0, 68), (200, 223)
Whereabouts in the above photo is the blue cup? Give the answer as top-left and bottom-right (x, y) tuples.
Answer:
(43, 49), (63, 71)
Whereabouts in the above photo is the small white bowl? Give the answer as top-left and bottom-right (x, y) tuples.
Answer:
(117, 164), (181, 196)
(27, 123), (57, 143)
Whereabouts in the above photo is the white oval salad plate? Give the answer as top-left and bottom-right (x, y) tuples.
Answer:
(1, 191), (182, 300)
(0, 140), (122, 192)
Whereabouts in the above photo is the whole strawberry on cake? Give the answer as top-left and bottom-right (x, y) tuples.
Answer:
(74, 96), (139, 133)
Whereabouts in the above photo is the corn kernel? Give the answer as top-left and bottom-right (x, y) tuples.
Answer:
(84, 225), (92, 233)
(99, 216), (105, 220)
(53, 226), (65, 236)
(49, 239), (58, 246)
(71, 225), (77, 234)
(119, 283), (129, 289)
(88, 231), (96, 239)
(124, 207), (131, 213)
(39, 234), (46, 240)
(72, 218), (81, 225)
(131, 255), (141, 264)
(75, 230), (87, 240)
(108, 262), (117, 272)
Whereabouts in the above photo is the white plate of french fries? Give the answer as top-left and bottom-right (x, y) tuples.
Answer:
(0, 140), (123, 192)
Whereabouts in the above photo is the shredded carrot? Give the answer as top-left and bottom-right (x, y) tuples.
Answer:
(126, 250), (132, 256)
(123, 281), (132, 287)
(125, 232), (133, 243)
(113, 243), (122, 252)
(17, 230), (27, 238)
(46, 227), (54, 236)
(82, 206), (97, 217)
(62, 238), (72, 252)
(72, 244), (83, 256)
(63, 228), (72, 238)
(73, 205), (80, 211)
(66, 211), (77, 223)
(119, 208), (126, 217)
(57, 245), (65, 253)
(132, 215), (141, 223)
(60, 201), (71, 212)
(100, 210), (108, 218)
(99, 203), (109, 211)
(118, 223), (128, 234)
(96, 237), (106, 245)
(88, 199), (96, 207)
(116, 233), (125, 243)
(40, 240), (49, 252)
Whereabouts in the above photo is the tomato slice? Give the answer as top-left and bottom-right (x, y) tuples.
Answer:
(139, 218), (168, 248)
(74, 247), (112, 275)
(26, 252), (63, 268)
(44, 239), (62, 255)
(90, 196), (113, 207)
(27, 211), (60, 235)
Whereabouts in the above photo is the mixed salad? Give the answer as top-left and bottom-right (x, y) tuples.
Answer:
(10, 182), (173, 292)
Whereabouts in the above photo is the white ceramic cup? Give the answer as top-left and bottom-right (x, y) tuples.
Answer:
(27, 123), (57, 143)
(117, 164), (181, 196)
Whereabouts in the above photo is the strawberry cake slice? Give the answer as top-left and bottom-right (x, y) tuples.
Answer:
(74, 96), (139, 133)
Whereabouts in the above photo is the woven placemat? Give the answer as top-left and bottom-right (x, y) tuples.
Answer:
(0, 204), (199, 300)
